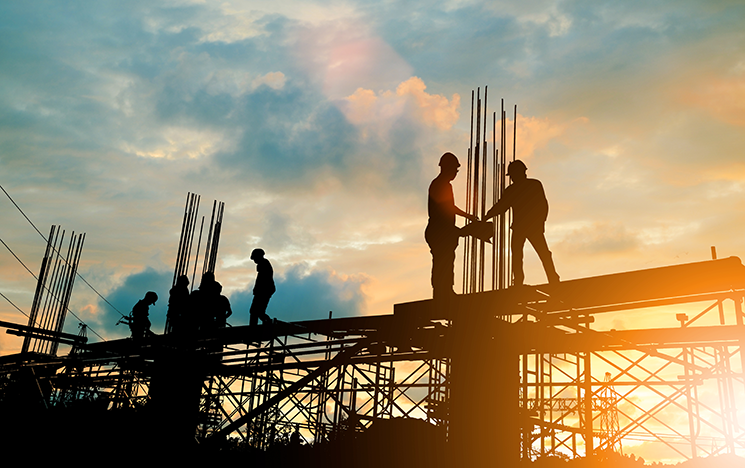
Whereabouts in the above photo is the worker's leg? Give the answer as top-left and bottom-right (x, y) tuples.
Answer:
(426, 226), (458, 299)
(260, 297), (272, 324)
(511, 232), (527, 286)
(430, 244), (457, 298)
(251, 295), (272, 324)
(528, 232), (560, 284)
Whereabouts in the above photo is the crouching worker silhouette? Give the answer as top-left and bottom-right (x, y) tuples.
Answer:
(249, 248), (275, 326)
(484, 160), (559, 287)
(425, 152), (479, 300)
(125, 291), (158, 340)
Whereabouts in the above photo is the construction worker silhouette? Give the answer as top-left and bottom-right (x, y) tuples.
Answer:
(130, 291), (158, 340)
(425, 152), (478, 299)
(190, 271), (217, 332)
(484, 160), (559, 286)
(166, 275), (189, 334)
(214, 282), (232, 328)
(249, 248), (275, 326)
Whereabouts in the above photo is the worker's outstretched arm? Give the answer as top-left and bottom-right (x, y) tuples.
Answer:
(484, 198), (509, 220)
(455, 206), (479, 222)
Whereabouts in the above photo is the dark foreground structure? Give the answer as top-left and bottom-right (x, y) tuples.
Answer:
(2, 256), (744, 466)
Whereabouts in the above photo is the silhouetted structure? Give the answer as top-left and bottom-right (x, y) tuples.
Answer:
(485, 159), (559, 286)
(2, 186), (745, 467)
(2, 252), (745, 466)
(21, 225), (85, 355)
(425, 152), (479, 299)
(166, 192), (225, 334)
(249, 248), (275, 326)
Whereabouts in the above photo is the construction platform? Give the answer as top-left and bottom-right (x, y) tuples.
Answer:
(2, 257), (744, 465)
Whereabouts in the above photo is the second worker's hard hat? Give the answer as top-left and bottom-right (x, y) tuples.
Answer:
(439, 152), (460, 169)
(507, 159), (527, 176)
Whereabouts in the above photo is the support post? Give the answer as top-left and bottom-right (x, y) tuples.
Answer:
(448, 304), (519, 467)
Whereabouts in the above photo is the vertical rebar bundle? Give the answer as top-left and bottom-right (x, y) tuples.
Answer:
(166, 193), (225, 334)
(173, 192), (200, 287)
(462, 88), (518, 293)
(170, 192), (225, 287)
(202, 199), (225, 278)
(22, 225), (85, 356)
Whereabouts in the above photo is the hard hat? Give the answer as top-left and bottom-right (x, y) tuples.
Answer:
(251, 248), (265, 260)
(439, 152), (460, 169)
(507, 160), (527, 176)
(145, 291), (158, 303)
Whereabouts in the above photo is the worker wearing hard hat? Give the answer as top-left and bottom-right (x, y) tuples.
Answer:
(249, 248), (275, 326)
(425, 152), (479, 299)
(484, 160), (559, 286)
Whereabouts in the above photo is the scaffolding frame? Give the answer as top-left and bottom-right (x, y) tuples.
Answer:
(3, 256), (745, 464)
(519, 291), (744, 460)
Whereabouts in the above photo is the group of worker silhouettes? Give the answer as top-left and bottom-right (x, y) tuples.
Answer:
(128, 154), (556, 338)
(426, 152), (560, 299)
(125, 248), (275, 340)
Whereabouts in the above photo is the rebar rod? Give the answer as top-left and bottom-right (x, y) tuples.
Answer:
(470, 90), (481, 294)
(503, 107), (510, 287)
(192, 216), (205, 293)
(52, 232), (84, 355)
(210, 202), (225, 273)
(174, 193), (191, 285)
(479, 87), (488, 292)
(184, 194), (199, 277)
(37, 229), (65, 353)
(203, 200), (217, 277)
(492, 112), (498, 291)
(464, 91), (475, 294)
(513, 104), (518, 163)
(46, 233), (75, 354)
(178, 193), (196, 278)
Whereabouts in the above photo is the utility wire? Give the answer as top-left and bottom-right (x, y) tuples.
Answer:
(0, 234), (106, 342)
(1, 184), (125, 318)
(0, 183), (115, 342)
(0, 237), (36, 277)
(0, 291), (29, 318)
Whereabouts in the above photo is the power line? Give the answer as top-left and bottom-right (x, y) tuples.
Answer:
(0, 291), (29, 318)
(1, 184), (124, 316)
(0, 233), (106, 342)
(0, 183), (115, 342)
(0, 237), (36, 277)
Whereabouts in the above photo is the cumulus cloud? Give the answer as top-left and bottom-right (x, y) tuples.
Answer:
(506, 114), (587, 163)
(209, 73), (461, 194)
(341, 76), (460, 133)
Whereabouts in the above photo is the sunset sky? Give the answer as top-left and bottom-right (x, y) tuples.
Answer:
(1, 0), (745, 356)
